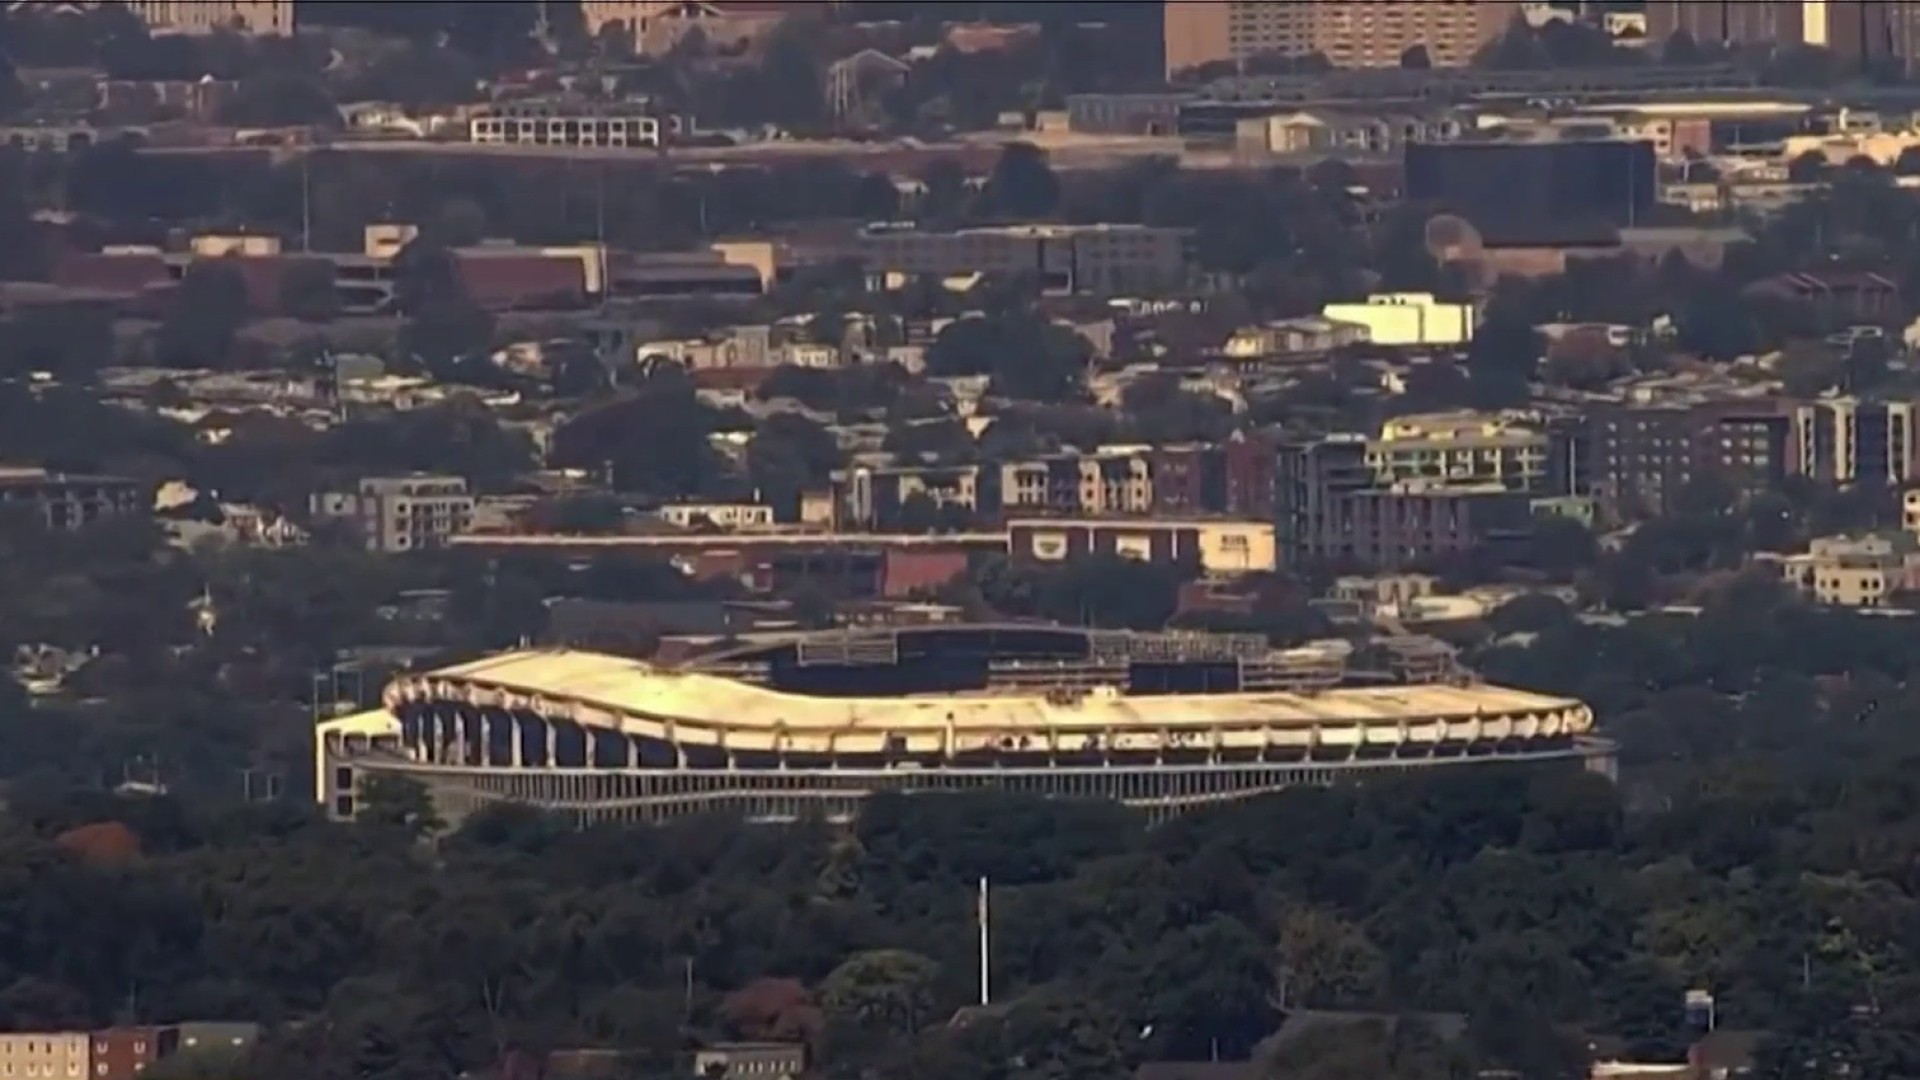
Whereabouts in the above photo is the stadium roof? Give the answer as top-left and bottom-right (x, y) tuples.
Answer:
(388, 649), (1592, 756)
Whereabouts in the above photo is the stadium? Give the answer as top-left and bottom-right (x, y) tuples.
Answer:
(317, 624), (1608, 825)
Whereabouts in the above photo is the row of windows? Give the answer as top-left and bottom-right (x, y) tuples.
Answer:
(0, 1065), (84, 1078)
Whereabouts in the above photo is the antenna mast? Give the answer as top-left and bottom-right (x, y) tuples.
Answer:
(978, 876), (991, 1006)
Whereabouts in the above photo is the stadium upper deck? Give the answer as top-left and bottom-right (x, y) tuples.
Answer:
(323, 625), (1608, 824)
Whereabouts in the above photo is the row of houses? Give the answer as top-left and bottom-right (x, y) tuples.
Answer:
(0, 1023), (257, 1080)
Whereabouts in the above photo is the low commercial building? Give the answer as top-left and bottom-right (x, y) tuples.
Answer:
(831, 464), (987, 531)
(1222, 316), (1371, 359)
(1320, 293), (1477, 348)
(657, 503), (776, 531)
(0, 467), (145, 531)
(0, 1026), (251, 1080)
(91, 1028), (174, 1080)
(1002, 451), (1154, 517)
(1009, 517), (1277, 575)
(855, 224), (1192, 295)
(1253, 108), (1467, 157)
(1767, 533), (1920, 609)
(468, 101), (664, 148)
(1065, 92), (1190, 135)
(691, 1043), (807, 1080)
(311, 475), (475, 554)
(997, 441), (1276, 522)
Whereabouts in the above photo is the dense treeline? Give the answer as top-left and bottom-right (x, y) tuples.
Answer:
(4, 727), (1920, 1080)
(4, 566), (1920, 1079)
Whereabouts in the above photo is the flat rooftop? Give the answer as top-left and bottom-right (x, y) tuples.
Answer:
(399, 648), (1589, 737)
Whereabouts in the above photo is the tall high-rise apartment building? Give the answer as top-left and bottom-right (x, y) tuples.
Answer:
(1647, 1), (1920, 68)
(1163, 1), (1517, 78)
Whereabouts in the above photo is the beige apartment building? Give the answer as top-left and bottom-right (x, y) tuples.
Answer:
(123, 0), (291, 35)
(581, 1), (825, 55)
(1164, 1), (1516, 77)
(0, 1034), (90, 1080)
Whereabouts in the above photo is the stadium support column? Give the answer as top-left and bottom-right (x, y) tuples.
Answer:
(506, 711), (524, 769)
(445, 705), (463, 764)
(545, 720), (559, 769)
(460, 707), (479, 767)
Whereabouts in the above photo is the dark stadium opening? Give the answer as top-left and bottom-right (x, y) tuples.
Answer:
(591, 731), (630, 768)
(770, 652), (991, 696)
(1128, 660), (1243, 695)
(554, 723), (590, 768)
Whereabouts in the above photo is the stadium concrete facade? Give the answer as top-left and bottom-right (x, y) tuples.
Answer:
(317, 625), (1609, 825)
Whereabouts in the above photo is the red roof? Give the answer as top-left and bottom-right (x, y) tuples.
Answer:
(452, 254), (588, 311)
(53, 253), (171, 295)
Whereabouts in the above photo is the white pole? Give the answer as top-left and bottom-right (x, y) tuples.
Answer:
(978, 875), (990, 1006)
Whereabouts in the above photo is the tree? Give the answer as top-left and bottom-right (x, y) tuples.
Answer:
(154, 261), (251, 368)
(1464, 299), (1541, 407)
(279, 259), (340, 322)
(996, 993), (1140, 1080)
(820, 950), (940, 1036)
(1776, 341), (1843, 398)
(523, 495), (627, 534)
(0, 303), (115, 381)
(392, 236), (463, 315)
(925, 313), (1089, 402)
(752, 21), (827, 132)
(220, 70), (337, 127)
(1788, 151), (1829, 184)
(1268, 1018), (1467, 1080)
(1474, 19), (1548, 70)
(354, 774), (443, 837)
(1276, 907), (1386, 1010)
(0, 50), (22, 118)
(746, 413), (840, 521)
(917, 159), (972, 226)
(593, 20), (636, 60)
(1520, 516), (1599, 580)
(1662, 30), (1702, 64)
(551, 369), (726, 498)
(388, 237), (496, 372)
(1139, 917), (1274, 1060)
(1400, 44), (1433, 70)
(1595, 956), (1692, 1061)
(0, 158), (43, 281)
(982, 142), (1060, 220)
